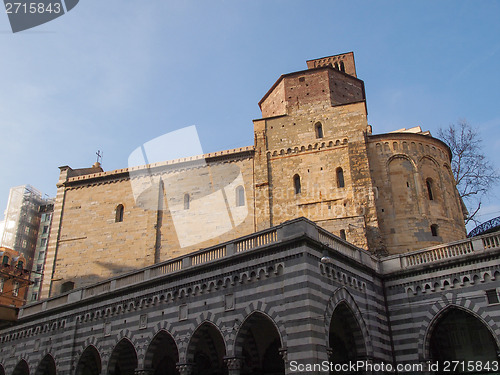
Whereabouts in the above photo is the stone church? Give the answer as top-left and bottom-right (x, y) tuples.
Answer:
(1, 53), (499, 375)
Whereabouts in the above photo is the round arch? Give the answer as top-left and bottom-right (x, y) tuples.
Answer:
(144, 330), (179, 375)
(234, 311), (285, 375)
(12, 360), (30, 375)
(107, 338), (138, 375)
(75, 345), (102, 375)
(35, 355), (56, 375)
(425, 306), (499, 364)
(186, 321), (226, 375)
(385, 153), (418, 171)
(386, 154), (421, 217)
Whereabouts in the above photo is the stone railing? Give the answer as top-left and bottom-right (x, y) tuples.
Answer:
(380, 231), (500, 274)
(19, 224), (282, 318)
(82, 281), (111, 298)
(22, 218), (496, 317)
(150, 260), (182, 277)
(405, 241), (473, 266)
(191, 246), (226, 265)
(483, 232), (500, 249)
(318, 229), (379, 270)
(235, 229), (277, 252)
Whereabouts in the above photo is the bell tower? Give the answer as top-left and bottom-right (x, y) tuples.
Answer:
(306, 51), (357, 77)
(253, 52), (383, 252)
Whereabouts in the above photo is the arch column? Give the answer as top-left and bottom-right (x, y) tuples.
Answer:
(224, 357), (242, 375)
(134, 370), (153, 375)
(175, 364), (193, 375)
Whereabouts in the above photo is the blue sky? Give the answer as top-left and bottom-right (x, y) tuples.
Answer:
(0, 1), (499, 232)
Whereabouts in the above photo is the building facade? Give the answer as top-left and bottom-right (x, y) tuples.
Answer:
(0, 186), (53, 303)
(0, 52), (494, 375)
(27, 203), (54, 302)
(0, 247), (30, 309)
(41, 52), (466, 298)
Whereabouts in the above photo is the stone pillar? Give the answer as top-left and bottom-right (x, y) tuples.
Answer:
(279, 347), (289, 375)
(224, 357), (242, 375)
(176, 364), (193, 375)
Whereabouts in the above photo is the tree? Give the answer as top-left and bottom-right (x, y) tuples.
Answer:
(438, 120), (499, 225)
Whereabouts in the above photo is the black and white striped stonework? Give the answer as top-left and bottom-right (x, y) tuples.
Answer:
(0, 218), (499, 375)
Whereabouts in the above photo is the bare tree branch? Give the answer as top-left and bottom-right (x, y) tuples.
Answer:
(438, 120), (499, 226)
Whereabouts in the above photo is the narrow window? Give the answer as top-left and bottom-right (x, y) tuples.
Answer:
(41, 238), (47, 247)
(2, 256), (9, 265)
(184, 194), (190, 210)
(115, 204), (124, 222)
(16, 261), (23, 270)
(31, 293), (38, 301)
(293, 174), (301, 195)
(0, 278), (3, 292)
(486, 289), (500, 304)
(336, 167), (345, 188)
(13, 282), (19, 297)
(42, 225), (48, 234)
(334, 62), (339, 70)
(61, 281), (75, 293)
(340, 61), (345, 72)
(431, 224), (439, 237)
(315, 122), (324, 139)
(426, 178), (434, 200)
(236, 186), (245, 207)
(339, 229), (346, 240)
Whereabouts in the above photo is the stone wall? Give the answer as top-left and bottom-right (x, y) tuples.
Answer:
(367, 133), (467, 254)
(44, 149), (257, 297)
(41, 53), (468, 297)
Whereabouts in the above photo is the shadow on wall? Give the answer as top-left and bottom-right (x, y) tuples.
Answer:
(54, 261), (141, 296)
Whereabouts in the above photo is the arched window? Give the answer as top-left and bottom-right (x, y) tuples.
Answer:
(115, 204), (124, 223)
(293, 174), (301, 195)
(339, 229), (346, 241)
(184, 194), (190, 210)
(236, 186), (245, 207)
(334, 62), (339, 70)
(2, 256), (8, 265)
(426, 178), (434, 200)
(314, 122), (324, 139)
(336, 167), (345, 188)
(16, 260), (23, 270)
(431, 224), (439, 237)
(61, 281), (75, 293)
(340, 61), (345, 72)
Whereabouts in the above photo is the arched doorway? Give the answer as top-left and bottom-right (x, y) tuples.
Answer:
(108, 338), (138, 375)
(35, 355), (56, 375)
(186, 322), (226, 375)
(328, 302), (366, 374)
(12, 360), (30, 375)
(76, 346), (102, 375)
(144, 330), (179, 375)
(429, 308), (498, 374)
(234, 312), (284, 375)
